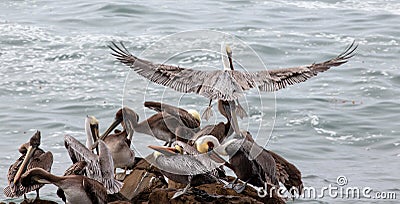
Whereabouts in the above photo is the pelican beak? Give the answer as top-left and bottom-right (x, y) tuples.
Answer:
(100, 117), (122, 140)
(91, 122), (100, 153)
(13, 146), (36, 183)
(34, 178), (51, 184)
(148, 145), (178, 156)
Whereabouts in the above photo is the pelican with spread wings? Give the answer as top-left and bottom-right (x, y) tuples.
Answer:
(110, 41), (357, 133)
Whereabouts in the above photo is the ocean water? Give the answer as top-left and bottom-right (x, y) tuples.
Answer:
(0, 0), (399, 203)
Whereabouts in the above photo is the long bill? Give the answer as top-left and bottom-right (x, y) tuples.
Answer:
(148, 145), (178, 156)
(100, 117), (122, 140)
(13, 146), (36, 183)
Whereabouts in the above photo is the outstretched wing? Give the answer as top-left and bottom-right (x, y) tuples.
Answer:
(250, 41), (358, 92)
(64, 135), (102, 182)
(109, 42), (216, 94)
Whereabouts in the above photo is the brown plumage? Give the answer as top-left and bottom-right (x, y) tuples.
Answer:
(101, 104), (200, 146)
(242, 131), (303, 194)
(144, 101), (201, 142)
(4, 131), (53, 199)
(196, 134), (278, 194)
(21, 167), (107, 204)
(57, 161), (87, 202)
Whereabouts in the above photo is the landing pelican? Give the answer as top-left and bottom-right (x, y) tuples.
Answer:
(109, 41), (357, 133)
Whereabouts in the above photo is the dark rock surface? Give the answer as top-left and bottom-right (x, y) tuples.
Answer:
(109, 158), (286, 203)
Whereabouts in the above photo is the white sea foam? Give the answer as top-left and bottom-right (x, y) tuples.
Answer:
(279, 0), (400, 15)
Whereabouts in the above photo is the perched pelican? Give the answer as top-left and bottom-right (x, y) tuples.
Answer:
(196, 134), (303, 194)
(109, 41), (357, 131)
(148, 142), (225, 198)
(21, 167), (107, 204)
(242, 131), (303, 193)
(101, 104), (200, 146)
(56, 161), (87, 202)
(102, 130), (136, 176)
(88, 114), (136, 176)
(64, 135), (123, 194)
(144, 101), (201, 142)
(195, 135), (278, 193)
(4, 131), (53, 199)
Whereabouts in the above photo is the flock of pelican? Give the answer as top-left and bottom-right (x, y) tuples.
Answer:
(4, 41), (357, 203)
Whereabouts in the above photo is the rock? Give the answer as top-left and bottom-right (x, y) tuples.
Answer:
(109, 159), (285, 203)
(18, 199), (58, 204)
(107, 201), (132, 204)
(148, 188), (262, 204)
(168, 180), (187, 189)
(108, 158), (168, 203)
(147, 181), (285, 204)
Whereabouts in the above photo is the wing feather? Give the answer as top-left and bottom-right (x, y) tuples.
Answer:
(250, 41), (358, 92)
(64, 135), (102, 182)
(155, 154), (221, 175)
(109, 42), (211, 93)
(97, 140), (123, 194)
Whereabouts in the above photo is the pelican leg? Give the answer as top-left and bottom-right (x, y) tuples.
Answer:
(163, 141), (169, 146)
(172, 183), (191, 199)
(116, 167), (128, 181)
(202, 99), (213, 120)
(224, 177), (238, 189)
(232, 176), (254, 194)
(235, 100), (248, 119)
(35, 189), (40, 199)
(233, 182), (247, 193)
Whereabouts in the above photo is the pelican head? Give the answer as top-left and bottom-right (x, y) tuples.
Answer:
(85, 116), (100, 149)
(100, 107), (138, 140)
(187, 109), (201, 124)
(195, 135), (220, 153)
(226, 45), (232, 56)
(225, 45), (234, 70)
